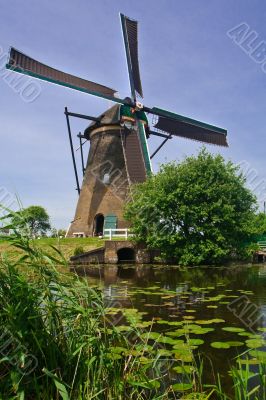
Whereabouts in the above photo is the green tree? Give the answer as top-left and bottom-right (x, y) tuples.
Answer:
(125, 149), (258, 265)
(12, 206), (51, 237)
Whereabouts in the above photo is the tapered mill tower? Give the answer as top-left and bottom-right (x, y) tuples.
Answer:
(67, 104), (151, 237)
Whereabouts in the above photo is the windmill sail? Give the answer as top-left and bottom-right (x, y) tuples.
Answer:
(151, 107), (228, 147)
(120, 14), (143, 99)
(6, 47), (120, 102)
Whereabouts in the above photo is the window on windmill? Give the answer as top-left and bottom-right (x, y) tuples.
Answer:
(102, 173), (110, 185)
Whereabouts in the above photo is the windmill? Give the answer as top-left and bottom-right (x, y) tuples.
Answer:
(6, 14), (228, 237)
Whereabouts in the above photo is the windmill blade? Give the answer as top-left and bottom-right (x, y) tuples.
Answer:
(6, 47), (123, 103)
(120, 14), (143, 99)
(149, 107), (228, 147)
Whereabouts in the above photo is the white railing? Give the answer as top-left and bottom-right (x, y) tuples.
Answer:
(103, 228), (133, 240)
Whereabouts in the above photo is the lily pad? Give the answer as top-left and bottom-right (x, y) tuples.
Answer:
(211, 342), (231, 349)
(157, 336), (177, 345)
(140, 332), (161, 341)
(225, 341), (244, 347)
(191, 327), (215, 335)
(110, 346), (127, 354)
(173, 365), (195, 374)
(171, 383), (193, 392)
(249, 350), (266, 362)
(222, 327), (245, 333)
(237, 358), (260, 366)
(173, 351), (193, 363)
(186, 338), (204, 346)
(245, 338), (266, 349)
(157, 349), (173, 357)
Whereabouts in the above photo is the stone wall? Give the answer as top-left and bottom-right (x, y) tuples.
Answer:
(69, 241), (159, 265)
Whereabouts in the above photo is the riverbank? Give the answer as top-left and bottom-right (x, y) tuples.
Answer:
(0, 236), (102, 261)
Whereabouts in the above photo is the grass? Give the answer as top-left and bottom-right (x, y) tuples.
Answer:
(0, 236), (103, 262)
(0, 231), (169, 399)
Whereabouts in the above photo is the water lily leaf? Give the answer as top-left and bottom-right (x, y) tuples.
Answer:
(195, 320), (213, 325)
(173, 365), (195, 374)
(135, 321), (153, 329)
(237, 332), (252, 337)
(166, 331), (185, 337)
(211, 319), (225, 323)
(115, 325), (132, 332)
(110, 346), (127, 354)
(140, 332), (161, 341)
(225, 341), (244, 347)
(249, 350), (266, 362)
(172, 340), (186, 348)
(173, 351), (193, 362)
(222, 327), (245, 333)
(168, 321), (184, 327)
(211, 342), (231, 349)
(237, 358), (260, 365)
(191, 327), (214, 335)
(245, 338), (266, 349)
(156, 320), (172, 325)
(171, 383), (193, 392)
(157, 336), (177, 345)
(186, 338), (204, 346)
(207, 305), (218, 309)
(139, 356), (153, 365)
(157, 349), (173, 357)
(258, 327), (266, 333)
(107, 353), (122, 360)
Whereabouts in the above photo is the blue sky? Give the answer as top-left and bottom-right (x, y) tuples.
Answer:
(1, 0), (266, 228)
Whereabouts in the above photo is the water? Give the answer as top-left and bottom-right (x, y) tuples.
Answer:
(76, 263), (266, 394)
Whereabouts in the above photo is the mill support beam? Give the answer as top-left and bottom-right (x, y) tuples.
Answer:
(65, 107), (80, 194)
(64, 110), (100, 122)
(149, 130), (173, 139)
(150, 134), (172, 159)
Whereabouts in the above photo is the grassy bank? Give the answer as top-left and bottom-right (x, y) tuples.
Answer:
(0, 236), (103, 262)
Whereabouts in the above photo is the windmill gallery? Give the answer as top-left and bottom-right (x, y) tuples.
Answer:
(5, 14), (228, 262)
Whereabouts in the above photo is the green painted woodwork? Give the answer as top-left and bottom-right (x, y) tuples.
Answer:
(104, 214), (117, 230)
(137, 120), (152, 173)
(119, 105), (148, 125)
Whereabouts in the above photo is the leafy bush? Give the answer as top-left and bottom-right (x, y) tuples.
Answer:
(125, 148), (259, 265)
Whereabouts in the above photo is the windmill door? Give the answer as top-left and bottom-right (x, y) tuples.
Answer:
(103, 214), (117, 233)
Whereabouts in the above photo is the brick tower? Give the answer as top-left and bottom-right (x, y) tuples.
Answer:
(67, 104), (150, 237)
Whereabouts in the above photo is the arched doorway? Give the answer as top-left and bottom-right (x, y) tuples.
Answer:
(117, 247), (135, 263)
(94, 214), (104, 236)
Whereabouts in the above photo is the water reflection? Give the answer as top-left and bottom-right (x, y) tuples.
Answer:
(73, 263), (266, 394)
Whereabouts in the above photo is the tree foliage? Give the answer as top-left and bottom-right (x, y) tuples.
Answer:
(12, 206), (51, 237)
(125, 149), (258, 265)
